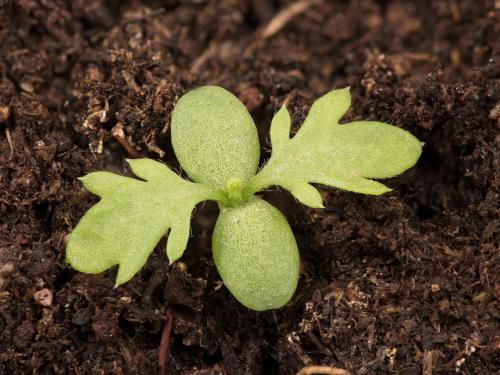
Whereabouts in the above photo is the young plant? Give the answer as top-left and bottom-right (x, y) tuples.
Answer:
(67, 86), (422, 311)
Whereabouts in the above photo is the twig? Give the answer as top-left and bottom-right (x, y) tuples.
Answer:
(159, 307), (174, 375)
(260, 0), (323, 39)
(243, 0), (322, 58)
(5, 128), (14, 158)
(296, 365), (351, 375)
(305, 332), (333, 356)
(190, 43), (217, 75)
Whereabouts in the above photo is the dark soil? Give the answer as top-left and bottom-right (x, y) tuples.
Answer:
(1, 1), (499, 374)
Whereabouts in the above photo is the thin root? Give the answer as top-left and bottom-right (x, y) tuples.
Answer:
(261, 0), (323, 39)
(159, 307), (174, 375)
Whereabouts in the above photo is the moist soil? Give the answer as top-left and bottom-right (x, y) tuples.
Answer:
(0, 1), (499, 374)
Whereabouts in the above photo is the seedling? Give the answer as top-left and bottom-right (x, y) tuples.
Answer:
(67, 86), (422, 311)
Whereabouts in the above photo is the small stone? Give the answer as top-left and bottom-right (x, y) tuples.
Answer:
(473, 291), (494, 303)
(438, 298), (450, 313)
(119, 296), (132, 303)
(0, 262), (15, 290)
(34, 288), (53, 306)
(238, 85), (263, 112)
(0, 106), (10, 123)
(488, 102), (500, 126)
(0, 262), (14, 275)
(20, 82), (34, 93)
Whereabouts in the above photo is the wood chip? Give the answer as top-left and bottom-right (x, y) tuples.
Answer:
(423, 350), (441, 375)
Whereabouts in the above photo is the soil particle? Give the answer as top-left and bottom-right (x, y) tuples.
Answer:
(33, 288), (53, 306)
(1, 0), (499, 374)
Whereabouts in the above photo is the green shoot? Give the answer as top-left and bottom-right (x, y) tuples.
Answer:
(66, 86), (422, 311)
